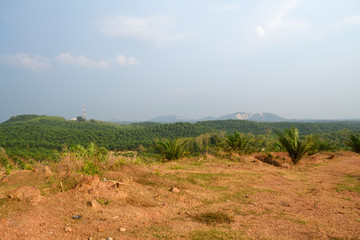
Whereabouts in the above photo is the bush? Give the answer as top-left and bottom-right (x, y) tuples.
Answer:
(81, 160), (101, 175)
(155, 139), (187, 161)
(0, 147), (9, 168)
(346, 132), (360, 154)
(277, 127), (318, 164)
(223, 132), (257, 155)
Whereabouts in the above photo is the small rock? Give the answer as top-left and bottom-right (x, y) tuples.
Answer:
(97, 225), (106, 232)
(64, 226), (72, 232)
(119, 228), (126, 232)
(106, 237), (114, 240)
(282, 202), (290, 207)
(72, 214), (82, 219)
(163, 203), (168, 207)
(89, 199), (101, 209)
(170, 187), (180, 193)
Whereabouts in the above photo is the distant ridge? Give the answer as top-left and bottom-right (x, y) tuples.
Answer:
(147, 112), (286, 123)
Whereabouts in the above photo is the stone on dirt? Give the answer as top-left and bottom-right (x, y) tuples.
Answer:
(64, 226), (72, 232)
(89, 199), (101, 209)
(7, 186), (42, 203)
(170, 187), (180, 193)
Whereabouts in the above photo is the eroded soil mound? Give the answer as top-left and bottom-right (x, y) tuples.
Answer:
(7, 186), (42, 203)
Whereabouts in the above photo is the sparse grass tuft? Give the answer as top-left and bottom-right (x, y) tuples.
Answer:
(189, 228), (245, 240)
(335, 174), (360, 193)
(193, 211), (234, 225)
(96, 198), (110, 205)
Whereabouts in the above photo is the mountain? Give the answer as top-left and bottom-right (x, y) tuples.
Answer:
(216, 112), (286, 122)
(148, 115), (193, 123)
(147, 112), (286, 123)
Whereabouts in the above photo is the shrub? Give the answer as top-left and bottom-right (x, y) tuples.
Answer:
(155, 139), (187, 161)
(81, 160), (101, 175)
(223, 132), (257, 155)
(0, 147), (9, 168)
(346, 132), (360, 154)
(277, 127), (318, 164)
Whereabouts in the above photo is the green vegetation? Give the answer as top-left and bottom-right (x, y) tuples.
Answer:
(155, 139), (187, 161)
(193, 211), (234, 225)
(335, 174), (360, 193)
(346, 132), (360, 154)
(277, 127), (318, 164)
(61, 143), (109, 175)
(224, 131), (257, 155)
(1, 114), (360, 163)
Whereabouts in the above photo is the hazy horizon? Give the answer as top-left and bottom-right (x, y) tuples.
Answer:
(1, 0), (359, 123)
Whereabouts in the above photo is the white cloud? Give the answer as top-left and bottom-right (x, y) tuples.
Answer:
(115, 54), (139, 66)
(334, 16), (360, 28)
(256, 26), (266, 38)
(256, 0), (306, 38)
(97, 15), (190, 46)
(56, 53), (111, 70)
(0, 53), (52, 70)
(211, 3), (240, 12)
(56, 53), (138, 70)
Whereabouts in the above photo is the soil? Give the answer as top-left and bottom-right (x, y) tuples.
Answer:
(0, 151), (359, 239)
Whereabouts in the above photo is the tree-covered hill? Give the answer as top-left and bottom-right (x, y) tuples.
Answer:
(197, 120), (360, 135)
(1, 114), (360, 160)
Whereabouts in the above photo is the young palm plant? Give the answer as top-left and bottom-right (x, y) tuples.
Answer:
(156, 139), (187, 161)
(346, 132), (360, 154)
(224, 131), (257, 155)
(277, 127), (317, 164)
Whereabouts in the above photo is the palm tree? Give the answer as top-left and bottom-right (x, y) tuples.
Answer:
(346, 132), (360, 153)
(156, 139), (187, 161)
(277, 127), (317, 164)
(224, 131), (256, 155)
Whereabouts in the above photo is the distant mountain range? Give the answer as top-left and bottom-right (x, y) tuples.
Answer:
(111, 112), (360, 124)
(148, 112), (286, 123)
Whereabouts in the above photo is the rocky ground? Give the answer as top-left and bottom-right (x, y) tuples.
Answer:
(0, 152), (359, 239)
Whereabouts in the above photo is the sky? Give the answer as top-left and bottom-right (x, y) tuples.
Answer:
(0, 0), (360, 122)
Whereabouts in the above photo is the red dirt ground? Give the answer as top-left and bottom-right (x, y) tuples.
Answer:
(0, 151), (359, 239)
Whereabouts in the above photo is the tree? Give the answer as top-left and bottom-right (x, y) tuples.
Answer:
(76, 116), (85, 122)
(155, 139), (187, 161)
(346, 132), (360, 154)
(224, 131), (257, 155)
(277, 127), (317, 164)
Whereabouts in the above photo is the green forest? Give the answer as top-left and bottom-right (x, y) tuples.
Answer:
(0, 114), (359, 163)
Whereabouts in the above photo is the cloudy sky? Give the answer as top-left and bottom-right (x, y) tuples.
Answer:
(1, 0), (359, 122)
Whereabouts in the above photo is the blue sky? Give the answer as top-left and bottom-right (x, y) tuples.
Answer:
(0, 0), (359, 122)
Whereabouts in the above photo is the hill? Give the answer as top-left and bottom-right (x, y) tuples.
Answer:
(1, 114), (360, 160)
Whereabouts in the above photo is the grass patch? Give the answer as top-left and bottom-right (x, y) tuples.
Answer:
(335, 174), (360, 193)
(150, 225), (172, 239)
(189, 161), (204, 167)
(193, 211), (234, 225)
(168, 165), (187, 170)
(96, 198), (110, 205)
(273, 211), (307, 225)
(189, 228), (245, 240)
